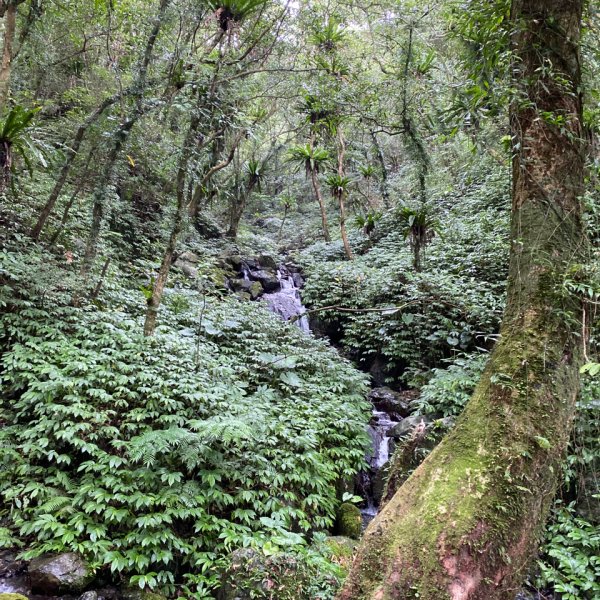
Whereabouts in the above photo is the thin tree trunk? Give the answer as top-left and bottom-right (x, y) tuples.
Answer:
(0, 1), (17, 112)
(339, 193), (352, 260)
(371, 130), (389, 208)
(143, 114), (199, 336)
(48, 150), (94, 247)
(81, 0), (170, 275)
(311, 168), (330, 242)
(338, 1), (586, 598)
(31, 95), (119, 240)
(337, 129), (353, 260)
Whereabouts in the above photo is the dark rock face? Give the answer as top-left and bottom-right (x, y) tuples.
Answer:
(367, 388), (412, 419)
(249, 269), (279, 293)
(29, 553), (92, 594)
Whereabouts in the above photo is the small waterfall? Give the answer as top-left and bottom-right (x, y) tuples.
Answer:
(262, 266), (310, 332)
(367, 410), (396, 469)
(359, 400), (399, 524)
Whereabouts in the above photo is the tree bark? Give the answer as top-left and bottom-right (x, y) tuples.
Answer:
(0, 1), (18, 112)
(337, 129), (353, 260)
(371, 130), (389, 208)
(81, 0), (170, 275)
(143, 113), (199, 337)
(31, 94), (119, 240)
(338, 1), (587, 598)
(311, 167), (330, 242)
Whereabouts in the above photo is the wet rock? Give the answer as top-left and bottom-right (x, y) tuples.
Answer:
(368, 388), (411, 418)
(372, 461), (390, 505)
(29, 553), (92, 594)
(0, 552), (25, 579)
(79, 592), (98, 600)
(249, 269), (279, 293)
(0, 579), (29, 596)
(222, 254), (244, 270)
(257, 254), (278, 271)
(334, 503), (362, 539)
(389, 415), (432, 439)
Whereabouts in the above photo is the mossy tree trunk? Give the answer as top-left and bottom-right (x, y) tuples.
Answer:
(338, 1), (587, 598)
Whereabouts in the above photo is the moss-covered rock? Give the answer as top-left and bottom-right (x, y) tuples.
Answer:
(217, 548), (300, 600)
(121, 588), (167, 600)
(334, 502), (362, 539)
(0, 594), (30, 600)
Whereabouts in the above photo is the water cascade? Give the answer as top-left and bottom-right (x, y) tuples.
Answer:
(262, 266), (310, 332)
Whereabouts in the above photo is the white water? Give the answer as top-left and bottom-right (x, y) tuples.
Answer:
(263, 267), (310, 332)
(367, 409), (396, 469)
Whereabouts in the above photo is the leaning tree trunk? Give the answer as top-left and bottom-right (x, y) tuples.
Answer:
(81, 0), (170, 275)
(338, 1), (587, 599)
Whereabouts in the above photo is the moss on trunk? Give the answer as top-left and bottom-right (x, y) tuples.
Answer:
(337, 1), (587, 598)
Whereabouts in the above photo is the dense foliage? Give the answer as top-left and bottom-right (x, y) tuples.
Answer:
(0, 0), (598, 598)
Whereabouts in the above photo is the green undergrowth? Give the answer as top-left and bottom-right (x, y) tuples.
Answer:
(296, 165), (509, 383)
(0, 240), (370, 598)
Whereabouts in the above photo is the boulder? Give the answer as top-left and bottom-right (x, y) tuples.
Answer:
(368, 388), (411, 418)
(176, 251), (200, 264)
(29, 553), (92, 594)
(389, 415), (432, 439)
(257, 254), (278, 271)
(229, 279), (263, 299)
(217, 549), (301, 600)
(175, 261), (198, 279)
(334, 503), (362, 539)
(192, 213), (222, 239)
(249, 269), (279, 293)
(78, 592), (98, 600)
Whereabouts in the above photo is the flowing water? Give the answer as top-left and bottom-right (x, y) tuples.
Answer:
(262, 266), (398, 522)
(262, 266), (310, 332)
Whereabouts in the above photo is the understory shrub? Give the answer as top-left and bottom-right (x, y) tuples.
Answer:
(0, 246), (370, 598)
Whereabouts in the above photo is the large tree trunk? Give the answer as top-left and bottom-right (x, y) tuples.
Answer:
(338, 1), (586, 598)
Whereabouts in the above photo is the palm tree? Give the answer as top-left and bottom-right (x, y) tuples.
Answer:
(0, 105), (41, 192)
(207, 0), (267, 31)
(287, 143), (331, 241)
(397, 204), (439, 271)
(227, 157), (264, 238)
(325, 173), (353, 259)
